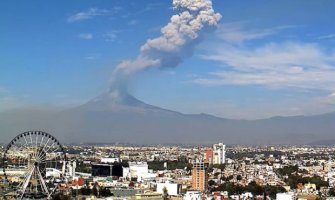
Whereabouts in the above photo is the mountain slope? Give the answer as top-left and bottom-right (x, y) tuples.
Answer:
(0, 93), (334, 145)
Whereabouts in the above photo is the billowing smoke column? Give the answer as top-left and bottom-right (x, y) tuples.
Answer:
(110, 0), (221, 97)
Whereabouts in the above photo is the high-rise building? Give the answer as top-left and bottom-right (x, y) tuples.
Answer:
(191, 161), (208, 192)
(204, 149), (213, 165)
(213, 143), (226, 165)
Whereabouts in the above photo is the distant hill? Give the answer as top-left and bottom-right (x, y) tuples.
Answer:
(308, 140), (335, 146)
(0, 92), (334, 145)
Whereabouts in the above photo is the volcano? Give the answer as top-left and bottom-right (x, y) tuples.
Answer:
(0, 92), (335, 145)
(50, 91), (228, 144)
(78, 91), (178, 114)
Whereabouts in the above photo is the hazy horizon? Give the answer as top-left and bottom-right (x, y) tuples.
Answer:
(0, 92), (334, 121)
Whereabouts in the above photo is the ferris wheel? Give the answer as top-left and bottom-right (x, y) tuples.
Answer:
(2, 131), (67, 199)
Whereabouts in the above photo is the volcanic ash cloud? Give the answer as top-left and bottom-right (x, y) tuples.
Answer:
(110, 0), (222, 95)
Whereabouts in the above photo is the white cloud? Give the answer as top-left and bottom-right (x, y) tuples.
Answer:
(191, 20), (335, 118)
(78, 33), (93, 40)
(196, 42), (335, 92)
(67, 8), (109, 23)
(204, 42), (330, 71)
(324, 93), (335, 105)
(293, 92), (335, 116)
(217, 22), (294, 43)
(318, 34), (335, 40)
(104, 31), (118, 42)
(85, 53), (100, 60)
(316, 91), (335, 107)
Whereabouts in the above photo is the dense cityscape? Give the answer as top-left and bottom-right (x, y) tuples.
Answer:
(1, 0), (334, 199)
(1, 138), (335, 200)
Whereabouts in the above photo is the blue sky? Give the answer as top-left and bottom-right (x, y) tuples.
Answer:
(1, 0), (335, 119)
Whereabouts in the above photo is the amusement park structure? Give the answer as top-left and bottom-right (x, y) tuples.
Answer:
(2, 131), (67, 199)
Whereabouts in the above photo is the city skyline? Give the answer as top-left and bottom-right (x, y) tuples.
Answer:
(1, 0), (335, 119)
(1, 1), (335, 197)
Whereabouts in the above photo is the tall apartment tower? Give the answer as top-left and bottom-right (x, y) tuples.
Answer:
(204, 149), (214, 165)
(213, 143), (226, 165)
(192, 161), (208, 192)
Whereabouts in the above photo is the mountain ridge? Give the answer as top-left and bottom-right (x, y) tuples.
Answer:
(0, 93), (334, 145)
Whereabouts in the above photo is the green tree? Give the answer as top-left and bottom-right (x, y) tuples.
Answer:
(52, 193), (71, 200)
(163, 186), (168, 200)
(247, 181), (264, 195)
(208, 180), (216, 186)
(329, 188), (335, 196)
(267, 185), (286, 199)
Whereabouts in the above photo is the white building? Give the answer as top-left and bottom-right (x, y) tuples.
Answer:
(128, 162), (156, 181)
(156, 181), (182, 196)
(63, 160), (76, 178)
(122, 167), (130, 179)
(46, 168), (62, 178)
(183, 191), (202, 200)
(101, 157), (120, 163)
(276, 193), (294, 200)
(213, 143), (226, 164)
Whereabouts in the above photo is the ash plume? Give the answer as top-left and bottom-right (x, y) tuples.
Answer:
(110, 0), (222, 96)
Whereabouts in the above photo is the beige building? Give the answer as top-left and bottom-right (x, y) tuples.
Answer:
(191, 161), (208, 192)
